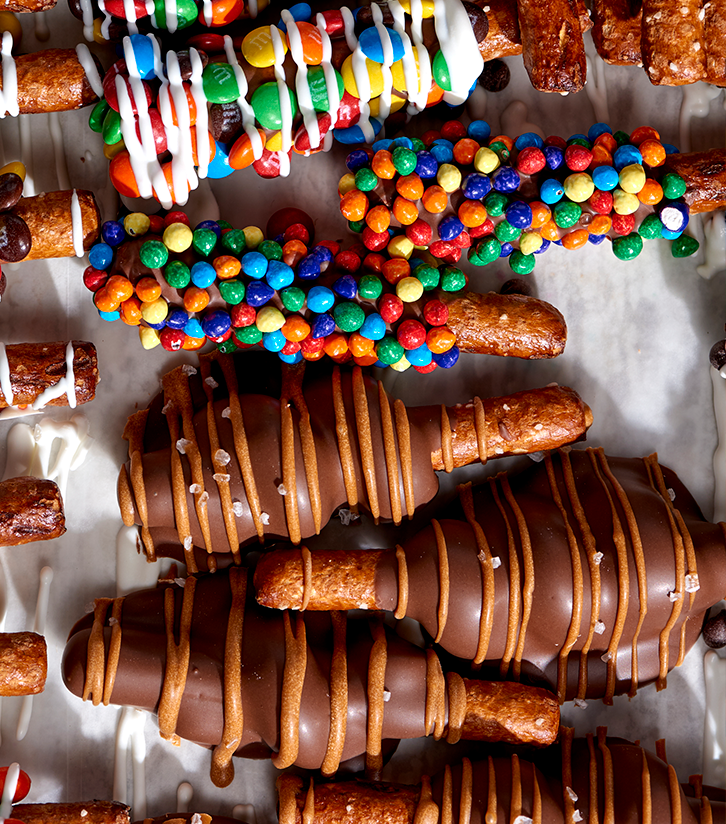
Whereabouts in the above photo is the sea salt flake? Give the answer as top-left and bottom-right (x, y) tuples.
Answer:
(491, 556), (502, 569)
(499, 313), (508, 321)
(222, 407), (232, 419)
(573, 697), (588, 709)
(383, 690), (391, 702)
(534, 423), (543, 430)
(528, 451), (545, 462)
(694, 42), (701, 51)
(601, 651), (612, 662)
(495, 447), (504, 455)
(261, 512), (270, 525)
(277, 484), (288, 496)
(669, 61), (679, 71)
(667, 487), (676, 501)
(593, 552), (603, 565)
(189, 483), (201, 494)
(80, 812), (88, 818)
(594, 620), (606, 634)
(514, 817), (532, 824)
(566, 788), (578, 803)
(200, 491), (209, 507)
(685, 573), (700, 593)
(183, 536), (193, 550)
(191, 815), (203, 824)
(668, 590), (682, 601)
(573, 811), (583, 822)
(162, 400), (173, 415)
(204, 376), (219, 388)
(108, 616), (119, 626)
(181, 364), (197, 376)
(213, 473), (230, 483)
(338, 508), (360, 525)
(176, 438), (192, 454)
(215, 449), (231, 465)
(232, 501), (245, 517)
(175, 578), (186, 588)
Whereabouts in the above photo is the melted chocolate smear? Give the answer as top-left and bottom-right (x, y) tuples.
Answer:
(0, 214), (31, 263)
(480, 59), (511, 92)
(710, 338), (726, 372)
(703, 609), (726, 649)
(462, 1), (489, 42)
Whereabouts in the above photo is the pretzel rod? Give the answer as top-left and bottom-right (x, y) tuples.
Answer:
(62, 572), (559, 786)
(0, 631), (47, 695)
(663, 149), (726, 214)
(0, 341), (99, 412)
(117, 353), (591, 569)
(12, 801), (130, 824)
(255, 447), (726, 704)
(590, 0), (642, 66)
(0, 477), (65, 545)
(6, 0), (56, 10)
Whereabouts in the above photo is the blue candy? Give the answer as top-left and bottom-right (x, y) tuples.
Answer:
(262, 330), (287, 352)
(359, 26), (405, 63)
(297, 254), (322, 280)
(127, 34), (156, 80)
(505, 201), (532, 229)
(543, 145), (563, 170)
(312, 312), (335, 338)
(406, 343), (433, 367)
(588, 233), (607, 245)
(360, 312), (386, 340)
(663, 143), (679, 155)
(166, 307), (189, 329)
(433, 345), (459, 368)
(98, 309), (120, 321)
(391, 136), (413, 150)
(514, 132), (544, 151)
(491, 166), (520, 193)
(278, 350), (304, 364)
(660, 226), (683, 240)
(101, 220), (125, 246)
(540, 179), (564, 204)
(184, 318), (204, 339)
(307, 285), (335, 313)
(89, 243), (113, 270)
(346, 149), (371, 172)
(333, 274), (357, 299)
(202, 310), (231, 338)
(246, 281), (274, 307)
(588, 123), (612, 142)
(430, 139), (454, 165)
(195, 220), (221, 238)
(278, 2), (311, 30)
(533, 238), (550, 254)
(310, 245), (333, 263)
(659, 202), (689, 233)
(191, 261), (217, 288)
(592, 165), (619, 191)
(467, 120), (491, 144)
(207, 142), (234, 179)
(499, 242), (513, 257)
(462, 172), (491, 200)
(613, 144), (642, 171)
(372, 138), (393, 152)
(335, 118), (383, 144)
(415, 151), (439, 179)
(266, 259), (295, 290)
(241, 251), (268, 279)
(438, 215), (464, 242)
(145, 320), (166, 330)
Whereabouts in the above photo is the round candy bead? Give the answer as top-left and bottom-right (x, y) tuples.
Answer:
(360, 312), (386, 340)
(202, 310), (231, 339)
(415, 151), (439, 179)
(453, 138), (479, 165)
(264, 259), (294, 290)
(421, 299), (447, 327)
(396, 319), (426, 350)
(561, 228), (589, 250)
(563, 173), (594, 203)
(659, 201), (689, 233)
(519, 231), (543, 255)
(662, 172), (687, 199)
(440, 266), (466, 291)
(426, 326), (456, 353)
(458, 200), (487, 228)
(388, 236), (414, 259)
(587, 123), (612, 142)
(491, 166), (520, 192)
(420, 186), (447, 214)
(219, 279), (246, 305)
(382, 258), (410, 285)
(334, 301), (365, 332)
(246, 280), (274, 306)
(139, 240), (169, 269)
(258, 240), (283, 261)
(183, 286), (210, 313)
(612, 189), (639, 215)
(210, 256), (240, 281)
(618, 163), (646, 194)
(553, 201), (581, 228)
(355, 167), (378, 192)
(543, 145), (563, 170)
(161, 223), (192, 253)
(348, 332), (375, 357)
(671, 235), (699, 258)
(346, 149), (371, 172)
(438, 215), (464, 242)
(403, 344), (431, 367)
(376, 336), (405, 365)
(282, 315), (311, 341)
(193, 228), (218, 258)
(639, 213), (663, 239)
(159, 328), (186, 352)
(190, 261), (216, 288)
(467, 120), (491, 143)
(262, 330), (287, 352)
(637, 179), (663, 206)
(474, 147), (499, 174)
(589, 189), (614, 214)
(120, 296), (143, 326)
(494, 220), (520, 243)
(516, 146), (546, 175)
(242, 26), (287, 68)
(392, 146), (417, 175)
(505, 201), (532, 229)
(331, 274), (356, 300)
(460, 173), (490, 201)
(396, 276), (424, 303)
(540, 179), (564, 205)
(433, 345), (459, 368)
(256, 305), (286, 333)
(437, 163), (462, 193)
(89, 243), (113, 270)
(371, 150), (396, 179)
(396, 173), (424, 200)
(379, 293), (403, 323)
(612, 232), (643, 260)
(589, 215), (612, 235)
(124, 212), (151, 237)
(529, 202), (551, 228)
(102, 220), (125, 246)
(238, 251), (266, 279)
(564, 144), (592, 171)
(231, 303), (256, 327)
(430, 140), (454, 165)
(357, 275), (381, 301)
(83, 266), (107, 293)
(476, 237), (501, 264)
(406, 218), (433, 246)
(135, 277), (162, 303)
(235, 325), (263, 345)
(164, 261), (191, 290)
(139, 327), (161, 349)
(483, 191), (508, 216)
(630, 126), (659, 145)
(311, 312), (335, 338)
(591, 165), (619, 191)
(305, 285), (334, 313)
(340, 189), (369, 222)
(611, 213), (636, 236)
(613, 144), (642, 171)
(637, 139), (666, 169)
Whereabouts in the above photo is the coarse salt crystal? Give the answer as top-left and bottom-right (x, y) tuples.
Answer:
(594, 552), (603, 565)
(222, 407), (231, 418)
(667, 487), (676, 501)
(669, 61), (678, 71)
(685, 573), (700, 593)
(162, 400), (173, 415)
(573, 697), (587, 709)
(601, 651), (612, 662)
(175, 578), (186, 588)
(669, 590), (681, 601)
(191, 815), (203, 824)
(277, 484), (288, 495)
(534, 423), (543, 430)
(213, 473), (231, 483)
(205, 376), (219, 388)
(594, 620), (606, 634)
(200, 491), (209, 506)
(528, 451), (545, 462)
(108, 616), (119, 626)
(574, 811), (583, 822)
(261, 512), (270, 524)
(566, 788), (578, 803)
(176, 438), (192, 454)
(500, 313), (508, 321)
(215, 449), (231, 465)
(80, 812), (88, 818)
(495, 447), (504, 455)
(184, 536), (193, 550)
(181, 364), (197, 376)
(383, 690), (391, 702)
(189, 483), (201, 494)
(514, 818), (532, 824)
(502, 404), (510, 411)
(491, 556), (502, 568)
(338, 508), (360, 525)
(232, 501), (244, 517)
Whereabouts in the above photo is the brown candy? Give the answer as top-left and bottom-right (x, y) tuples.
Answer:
(703, 609), (726, 649)
(0, 213), (31, 262)
(479, 58), (511, 91)
(462, 1), (489, 43)
(710, 337), (726, 371)
(210, 102), (244, 145)
(0, 173), (24, 212)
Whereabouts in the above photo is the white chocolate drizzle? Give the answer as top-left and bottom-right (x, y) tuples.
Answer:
(0, 763), (20, 821)
(75, 43), (104, 98)
(113, 705), (148, 820)
(0, 32), (18, 119)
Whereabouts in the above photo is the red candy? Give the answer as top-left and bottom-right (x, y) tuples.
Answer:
(378, 293), (403, 323)
(230, 302), (256, 327)
(317, 239), (341, 257)
(564, 144), (592, 171)
(335, 91), (361, 130)
(397, 319), (426, 350)
(160, 328), (186, 352)
(421, 129), (442, 146)
(405, 218), (433, 246)
(589, 189), (614, 215)
(516, 146), (546, 175)
(440, 120), (467, 141)
(321, 8), (344, 34)
(266, 206), (315, 243)
(423, 299), (448, 326)
(469, 218), (494, 238)
(148, 215), (165, 234)
(335, 250), (362, 271)
(281, 339), (302, 355)
(252, 148), (287, 178)
(449, 230), (471, 249)
(414, 361), (438, 374)
(611, 213), (636, 236)
(284, 223), (310, 244)
(83, 266), (107, 293)
(165, 210), (189, 227)
(300, 334), (325, 353)
(544, 135), (567, 149)
(362, 226), (389, 251)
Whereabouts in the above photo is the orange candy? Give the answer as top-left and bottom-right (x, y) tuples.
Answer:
(639, 139), (666, 167)
(382, 257), (410, 285)
(183, 286), (210, 313)
(191, 128), (216, 165)
(106, 275), (134, 302)
(229, 129), (267, 170)
(561, 228), (589, 250)
(529, 202), (551, 229)
(630, 126), (660, 145)
(366, 204), (391, 234)
(453, 138), (479, 165)
(182, 335), (206, 350)
(363, 253), (385, 273)
(593, 132), (617, 153)
(93, 287), (120, 313)
(159, 83), (197, 127)
(154, 161), (191, 203)
(135, 276), (162, 303)
(204, 0), (245, 26)
(349, 332), (375, 357)
(213, 255), (242, 280)
(457, 200), (487, 228)
(302, 347), (325, 361)
(353, 352), (379, 367)
(426, 81), (444, 107)
(282, 315), (310, 342)
(282, 239), (308, 267)
(489, 134), (514, 151)
(638, 178), (663, 206)
(323, 332), (349, 358)
(392, 196), (418, 225)
(421, 185), (447, 213)
(120, 296), (142, 325)
(589, 214), (612, 235)
(371, 150), (396, 179)
(340, 189), (369, 221)
(109, 151), (140, 198)
(539, 219), (560, 241)
(589, 144), (612, 168)
(426, 326), (455, 353)
(287, 21), (323, 64)
(396, 173), (424, 200)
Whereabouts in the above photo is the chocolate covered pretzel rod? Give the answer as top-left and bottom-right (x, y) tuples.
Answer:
(117, 352), (591, 570)
(255, 447), (726, 704)
(277, 730), (726, 824)
(0, 477), (65, 545)
(62, 569), (560, 787)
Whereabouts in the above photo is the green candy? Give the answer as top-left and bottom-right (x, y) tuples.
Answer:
(509, 250), (536, 275)
(89, 99), (110, 133)
(639, 214), (663, 240)
(376, 336), (404, 365)
(488, 140), (510, 161)
(613, 130), (630, 147)
(219, 279), (246, 305)
(280, 286), (305, 312)
(612, 232), (643, 261)
(334, 302), (365, 332)
(234, 325), (263, 345)
(568, 138), (590, 149)
(467, 247), (486, 266)
(494, 220), (520, 243)
(476, 237), (501, 264)
(671, 235), (700, 258)
(306, 65), (344, 112)
(221, 229), (246, 255)
(410, 138), (425, 153)
(217, 338), (238, 354)
(152, 0), (196, 28)
(102, 108), (123, 146)
(431, 49), (451, 91)
(164, 260), (191, 289)
(140, 240), (168, 269)
(358, 275), (383, 300)
(392, 146), (416, 175)
(440, 265), (466, 292)
(348, 219), (366, 233)
(218, 219), (233, 231)
(192, 228), (218, 258)
(413, 264), (439, 290)
(202, 63), (240, 105)
(553, 200), (581, 229)
(484, 191), (508, 217)
(251, 82), (298, 130)
(355, 168), (378, 192)
(258, 240), (283, 260)
(662, 172), (687, 199)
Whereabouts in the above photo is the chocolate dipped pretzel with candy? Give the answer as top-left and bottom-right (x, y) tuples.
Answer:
(84, 207), (568, 362)
(62, 567), (560, 787)
(277, 729), (726, 824)
(116, 351), (592, 570)
(338, 120), (726, 272)
(254, 447), (726, 704)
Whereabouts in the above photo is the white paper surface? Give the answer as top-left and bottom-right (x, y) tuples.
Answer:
(0, 6), (724, 820)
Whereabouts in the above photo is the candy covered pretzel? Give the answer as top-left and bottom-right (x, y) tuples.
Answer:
(116, 352), (592, 570)
(62, 568), (560, 788)
(255, 447), (726, 704)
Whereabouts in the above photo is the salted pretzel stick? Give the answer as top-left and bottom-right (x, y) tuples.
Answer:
(0, 341), (99, 411)
(0, 632), (47, 695)
(664, 149), (726, 214)
(477, 0), (522, 60)
(0, 478), (65, 545)
(6, 0), (56, 10)
(5, 49), (101, 113)
(590, 0), (642, 66)
(12, 801), (130, 824)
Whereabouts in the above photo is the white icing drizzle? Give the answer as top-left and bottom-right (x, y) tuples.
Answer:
(282, 9), (320, 150)
(584, 53), (610, 123)
(188, 48), (210, 181)
(48, 113), (72, 191)
(270, 24), (293, 176)
(372, 4), (395, 123)
(33, 12), (50, 41)
(232, 805), (257, 823)
(223, 35), (264, 159)
(679, 82), (722, 154)
(315, 13), (340, 127)
(0, 763), (20, 821)
(114, 705), (148, 820)
(75, 43), (104, 98)
(201, 0), (213, 25)
(431, 0), (482, 105)
(97, 0), (114, 42)
(341, 6), (375, 142)
(71, 191), (85, 256)
(177, 782), (193, 812)
(697, 211), (726, 280)
(32, 342), (77, 410)
(18, 115), (34, 196)
(123, 0), (140, 34)
(389, 0), (424, 114)
(0, 343), (14, 407)
(712, 365), (726, 523)
(79, 0), (96, 40)
(16, 566), (53, 741)
(0, 32), (18, 119)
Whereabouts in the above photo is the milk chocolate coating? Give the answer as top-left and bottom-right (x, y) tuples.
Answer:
(255, 448), (726, 703)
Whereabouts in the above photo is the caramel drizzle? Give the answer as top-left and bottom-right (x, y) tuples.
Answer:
(473, 397), (487, 465)
(445, 672), (465, 745)
(273, 611), (307, 769)
(165, 403), (196, 572)
(486, 756), (498, 824)
(320, 610), (347, 777)
(378, 381), (403, 526)
(200, 357), (241, 565)
(394, 544), (409, 620)
(415, 775), (439, 824)
(352, 367), (380, 522)
(641, 747), (652, 824)
(280, 396), (302, 545)
(331, 366), (358, 511)
(460, 757), (473, 824)
(210, 567), (246, 787)
(543, 454), (583, 704)
(597, 727), (614, 824)
(509, 755), (521, 824)
(440, 406), (454, 473)
(83, 598), (112, 706)
(286, 375), (322, 535)
(442, 764), (453, 824)
(104, 598), (124, 706)
(666, 765), (681, 824)
(587, 733), (599, 824)
(300, 545), (312, 611)
(532, 767), (541, 824)
(459, 482), (495, 666)
(365, 615), (387, 777)
(432, 519), (450, 643)
(158, 575), (196, 745)
(394, 398), (415, 518)
(123, 410), (156, 562)
(561, 727), (575, 824)
(424, 648), (446, 740)
(301, 776), (315, 824)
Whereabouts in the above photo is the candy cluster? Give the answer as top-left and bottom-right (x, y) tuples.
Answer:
(89, 0), (485, 206)
(83, 209), (467, 372)
(339, 120), (699, 273)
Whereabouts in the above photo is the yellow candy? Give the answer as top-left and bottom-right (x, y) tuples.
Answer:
(140, 297), (168, 325)
(93, 17), (106, 44)
(619, 163), (646, 194)
(243, 226), (264, 249)
(0, 13), (22, 46)
(265, 130), (283, 152)
(124, 212), (151, 237)
(474, 147), (499, 174)
(338, 172), (357, 197)
(387, 235), (414, 259)
(437, 163), (462, 193)
(397, 0), (435, 16)
(139, 326), (161, 350)
(256, 305), (285, 333)
(612, 188), (640, 215)
(519, 232), (543, 255)
(563, 173), (594, 203)
(103, 140), (126, 160)
(389, 354), (412, 372)
(341, 54), (385, 99)
(163, 222), (193, 253)
(0, 161), (25, 181)
(396, 276), (424, 303)
(390, 52), (421, 93)
(368, 92), (407, 118)
(241, 26), (288, 69)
